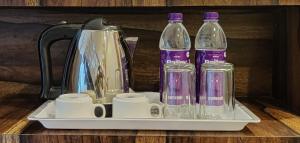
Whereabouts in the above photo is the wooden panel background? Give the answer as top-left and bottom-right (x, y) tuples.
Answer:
(40, 0), (166, 6)
(167, 0), (278, 6)
(0, 7), (278, 98)
(40, 0), (80, 6)
(0, 0), (38, 6)
(168, 0), (299, 6)
(286, 7), (300, 114)
(1, 0), (300, 7)
(279, 0), (300, 5)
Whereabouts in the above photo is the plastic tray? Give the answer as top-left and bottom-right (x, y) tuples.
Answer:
(28, 100), (260, 131)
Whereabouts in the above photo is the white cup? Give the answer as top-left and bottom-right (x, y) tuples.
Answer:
(55, 93), (106, 118)
(112, 93), (162, 119)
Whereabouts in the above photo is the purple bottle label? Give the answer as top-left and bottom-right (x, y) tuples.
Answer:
(196, 50), (226, 105)
(159, 50), (190, 102)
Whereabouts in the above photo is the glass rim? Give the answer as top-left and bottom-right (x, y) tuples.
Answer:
(201, 62), (233, 70)
(164, 63), (195, 71)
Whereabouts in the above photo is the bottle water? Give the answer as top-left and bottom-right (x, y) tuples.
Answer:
(159, 13), (191, 102)
(195, 12), (227, 112)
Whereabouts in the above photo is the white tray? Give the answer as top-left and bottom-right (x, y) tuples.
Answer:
(28, 100), (260, 131)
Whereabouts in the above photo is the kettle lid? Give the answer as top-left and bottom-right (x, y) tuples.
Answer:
(82, 18), (107, 30)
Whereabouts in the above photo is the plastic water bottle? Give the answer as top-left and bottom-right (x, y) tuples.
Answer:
(159, 13), (191, 101)
(195, 12), (227, 105)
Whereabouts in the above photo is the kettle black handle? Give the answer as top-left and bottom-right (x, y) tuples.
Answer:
(38, 24), (81, 99)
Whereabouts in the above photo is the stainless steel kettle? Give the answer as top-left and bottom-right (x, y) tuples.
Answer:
(39, 18), (132, 104)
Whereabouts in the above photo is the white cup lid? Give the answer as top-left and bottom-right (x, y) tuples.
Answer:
(56, 93), (92, 103)
(114, 93), (148, 103)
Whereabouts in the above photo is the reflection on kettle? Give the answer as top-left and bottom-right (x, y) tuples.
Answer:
(38, 18), (133, 104)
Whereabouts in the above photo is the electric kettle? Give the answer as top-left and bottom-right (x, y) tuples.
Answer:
(38, 18), (132, 104)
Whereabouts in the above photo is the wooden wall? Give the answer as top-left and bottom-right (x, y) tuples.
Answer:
(1, 0), (300, 6)
(286, 7), (300, 114)
(0, 7), (280, 98)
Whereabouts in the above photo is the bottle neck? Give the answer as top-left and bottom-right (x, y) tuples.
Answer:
(203, 19), (219, 23)
(168, 20), (182, 23)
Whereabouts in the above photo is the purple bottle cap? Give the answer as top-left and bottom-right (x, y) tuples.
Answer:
(204, 12), (219, 20)
(168, 13), (183, 22)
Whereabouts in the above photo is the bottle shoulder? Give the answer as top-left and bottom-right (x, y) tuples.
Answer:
(197, 22), (225, 35)
(159, 23), (191, 50)
(195, 22), (227, 50)
(160, 23), (189, 36)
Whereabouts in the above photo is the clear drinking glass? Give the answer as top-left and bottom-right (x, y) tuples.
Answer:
(199, 62), (235, 119)
(163, 63), (196, 119)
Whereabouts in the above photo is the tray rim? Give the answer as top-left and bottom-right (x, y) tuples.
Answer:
(28, 100), (260, 123)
